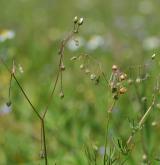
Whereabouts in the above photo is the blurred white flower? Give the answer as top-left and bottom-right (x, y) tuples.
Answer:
(67, 37), (85, 51)
(143, 36), (160, 50)
(0, 30), (15, 42)
(139, 0), (154, 15)
(0, 103), (12, 116)
(86, 35), (105, 51)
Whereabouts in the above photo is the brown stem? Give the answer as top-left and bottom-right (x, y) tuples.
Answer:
(42, 32), (74, 119)
(41, 119), (48, 165)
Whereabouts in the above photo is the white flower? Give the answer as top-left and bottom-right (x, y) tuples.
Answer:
(86, 35), (105, 51)
(0, 103), (12, 116)
(67, 37), (85, 51)
(143, 36), (160, 50)
(0, 30), (15, 42)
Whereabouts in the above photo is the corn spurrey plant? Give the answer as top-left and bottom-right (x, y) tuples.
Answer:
(1, 17), (160, 164)
(0, 16), (84, 165)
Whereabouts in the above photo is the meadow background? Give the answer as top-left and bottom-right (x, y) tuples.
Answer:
(0, 0), (160, 164)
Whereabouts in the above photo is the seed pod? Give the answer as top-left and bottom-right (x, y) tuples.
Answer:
(128, 79), (133, 85)
(59, 91), (64, 99)
(80, 64), (84, 69)
(39, 150), (45, 159)
(141, 97), (147, 102)
(78, 18), (84, 25)
(70, 56), (77, 61)
(119, 74), (126, 81)
(142, 154), (147, 163)
(95, 76), (100, 85)
(119, 87), (127, 94)
(60, 63), (65, 71)
(112, 65), (118, 71)
(136, 77), (141, 83)
(73, 16), (78, 24)
(151, 53), (156, 60)
(85, 68), (90, 74)
(90, 73), (96, 80)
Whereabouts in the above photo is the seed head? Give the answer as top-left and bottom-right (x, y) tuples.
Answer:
(136, 77), (141, 83)
(85, 68), (90, 74)
(59, 91), (64, 99)
(60, 63), (65, 71)
(120, 74), (126, 81)
(128, 79), (133, 85)
(78, 18), (84, 25)
(70, 56), (77, 61)
(80, 64), (84, 69)
(112, 65), (118, 71)
(73, 16), (78, 24)
(90, 73), (96, 80)
(151, 53), (156, 60)
(119, 87), (127, 94)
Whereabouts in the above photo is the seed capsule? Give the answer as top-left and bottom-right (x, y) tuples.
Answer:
(151, 53), (156, 60)
(73, 16), (78, 24)
(90, 73), (96, 80)
(119, 87), (127, 94)
(112, 65), (118, 71)
(128, 79), (133, 85)
(120, 74), (125, 81)
(59, 91), (64, 99)
(78, 18), (84, 25)
(60, 63), (65, 71)
(85, 68), (90, 74)
(136, 77), (141, 83)
(79, 64), (84, 69)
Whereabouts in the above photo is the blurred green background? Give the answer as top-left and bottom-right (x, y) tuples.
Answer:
(0, 0), (160, 164)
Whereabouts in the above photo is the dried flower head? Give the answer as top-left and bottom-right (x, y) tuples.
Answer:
(119, 87), (127, 94)
(112, 65), (118, 71)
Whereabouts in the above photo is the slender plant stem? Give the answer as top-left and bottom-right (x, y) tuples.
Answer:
(13, 74), (42, 120)
(42, 32), (74, 119)
(126, 96), (155, 147)
(41, 119), (48, 165)
(103, 99), (116, 165)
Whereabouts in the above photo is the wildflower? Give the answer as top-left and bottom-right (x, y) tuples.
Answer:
(0, 29), (15, 42)
(0, 103), (12, 116)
